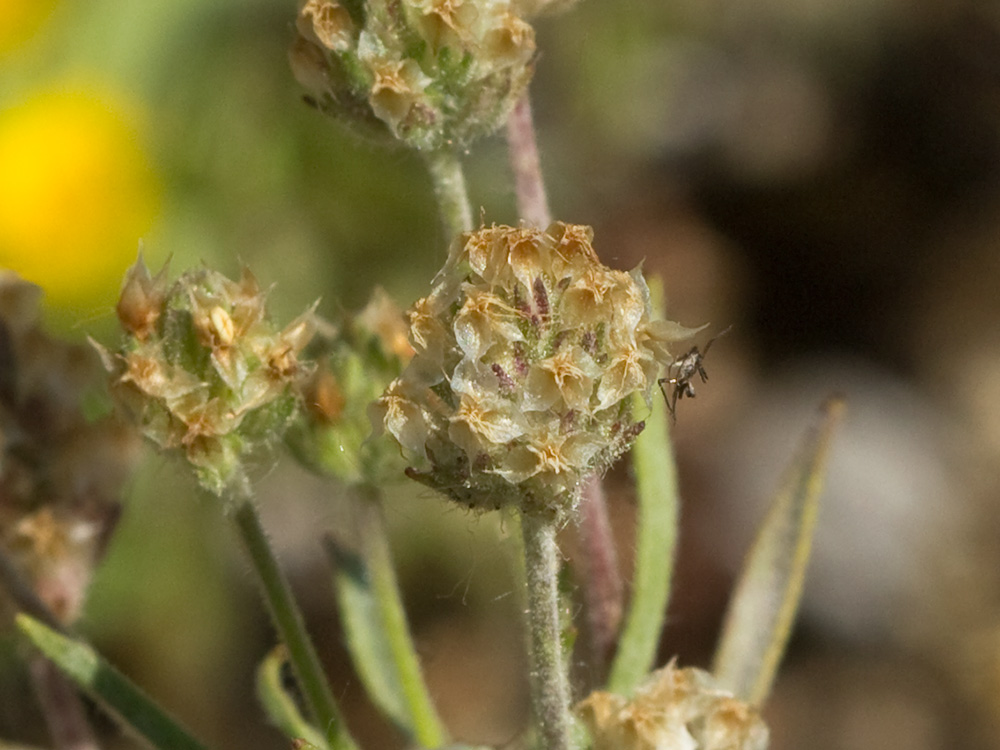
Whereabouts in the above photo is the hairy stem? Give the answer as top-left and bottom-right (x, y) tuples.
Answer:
(521, 513), (574, 750)
(423, 148), (473, 236)
(230, 497), (356, 750)
(506, 94), (551, 228)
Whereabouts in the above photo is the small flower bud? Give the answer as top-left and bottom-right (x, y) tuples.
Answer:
(102, 258), (316, 497)
(576, 663), (770, 750)
(290, 0), (536, 150)
(299, 0), (356, 52)
(373, 223), (699, 521)
(116, 252), (169, 340)
(287, 287), (412, 485)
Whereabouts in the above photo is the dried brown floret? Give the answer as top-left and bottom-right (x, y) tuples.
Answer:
(291, 0), (537, 150)
(577, 663), (769, 750)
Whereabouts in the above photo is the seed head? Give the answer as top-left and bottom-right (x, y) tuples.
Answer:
(373, 223), (698, 521)
(101, 258), (316, 497)
(576, 663), (770, 750)
(290, 0), (536, 150)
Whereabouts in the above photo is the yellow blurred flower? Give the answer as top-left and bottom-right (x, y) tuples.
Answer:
(0, 0), (58, 55)
(0, 88), (160, 313)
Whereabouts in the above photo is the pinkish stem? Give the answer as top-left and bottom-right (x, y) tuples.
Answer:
(506, 94), (552, 228)
(578, 473), (624, 673)
(29, 656), (100, 750)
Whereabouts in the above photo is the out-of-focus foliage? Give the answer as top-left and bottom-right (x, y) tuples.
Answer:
(0, 0), (58, 57)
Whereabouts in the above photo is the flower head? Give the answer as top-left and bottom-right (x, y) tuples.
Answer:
(290, 0), (536, 150)
(100, 258), (316, 497)
(576, 664), (769, 750)
(374, 223), (697, 520)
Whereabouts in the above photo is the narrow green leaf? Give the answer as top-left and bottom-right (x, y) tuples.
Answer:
(255, 646), (327, 748)
(712, 396), (845, 706)
(325, 491), (447, 747)
(606, 387), (679, 695)
(15, 614), (209, 750)
(328, 538), (407, 726)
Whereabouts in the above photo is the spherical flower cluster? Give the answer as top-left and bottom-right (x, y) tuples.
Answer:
(0, 271), (139, 625)
(373, 223), (696, 520)
(576, 663), (770, 750)
(99, 258), (316, 497)
(290, 0), (536, 150)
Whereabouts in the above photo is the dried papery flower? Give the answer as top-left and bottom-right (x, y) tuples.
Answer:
(290, 0), (536, 150)
(0, 271), (139, 625)
(99, 259), (316, 497)
(288, 287), (413, 485)
(373, 223), (698, 521)
(576, 663), (770, 750)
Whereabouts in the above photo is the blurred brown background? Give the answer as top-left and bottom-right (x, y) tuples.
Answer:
(4, 0), (1000, 748)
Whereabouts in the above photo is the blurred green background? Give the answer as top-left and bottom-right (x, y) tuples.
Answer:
(6, 0), (1000, 749)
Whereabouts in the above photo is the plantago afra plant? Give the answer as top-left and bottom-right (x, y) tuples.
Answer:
(0, 2), (847, 750)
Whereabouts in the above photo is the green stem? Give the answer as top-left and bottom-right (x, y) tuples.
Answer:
(229, 497), (356, 750)
(358, 488), (446, 746)
(606, 392), (679, 695)
(520, 513), (574, 750)
(423, 148), (473, 236)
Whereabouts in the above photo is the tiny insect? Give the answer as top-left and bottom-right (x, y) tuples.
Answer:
(658, 326), (732, 419)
